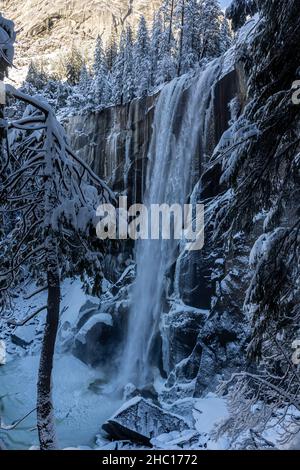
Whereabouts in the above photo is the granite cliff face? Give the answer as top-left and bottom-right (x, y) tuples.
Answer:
(66, 93), (158, 205)
(1, 0), (160, 82)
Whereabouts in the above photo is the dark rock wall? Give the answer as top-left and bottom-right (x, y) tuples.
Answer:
(66, 93), (158, 205)
(177, 67), (247, 311)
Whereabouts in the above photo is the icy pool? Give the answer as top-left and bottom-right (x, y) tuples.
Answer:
(0, 354), (122, 449)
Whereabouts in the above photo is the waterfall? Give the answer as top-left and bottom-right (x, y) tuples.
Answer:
(120, 60), (221, 389)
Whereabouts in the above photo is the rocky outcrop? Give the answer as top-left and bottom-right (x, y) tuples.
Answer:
(175, 65), (248, 311)
(73, 313), (114, 366)
(102, 396), (189, 445)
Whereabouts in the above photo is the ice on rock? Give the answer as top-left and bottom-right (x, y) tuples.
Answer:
(249, 228), (286, 268)
(150, 429), (206, 450)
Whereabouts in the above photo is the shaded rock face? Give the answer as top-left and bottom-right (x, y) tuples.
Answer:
(66, 94), (157, 205)
(162, 307), (208, 375)
(73, 313), (115, 367)
(175, 68), (246, 311)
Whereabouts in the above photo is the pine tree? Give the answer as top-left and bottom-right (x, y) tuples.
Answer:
(150, 12), (163, 88)
(199, 0), (222, 60)
(156, 1), (177, 85)
(161, 0), (176, 48)
(122, 26), (135, 103)
(186, 0), (203, 64)
(68, 63), (93, 112)
(93, 36), (111, 107)
(65, 46), (84, 85)
(105, 33), (118, 71)
(24, 61), (48, 91)
(111, 30), (126, 105)
(134, 16), (150, 98)
(79, 63), (91, 90)
(176, 0), (186, 76)
(174, 0), (205, 75)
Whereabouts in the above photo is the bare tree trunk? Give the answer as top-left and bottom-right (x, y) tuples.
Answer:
(37, 236), (60, 450)
(0, 439), (6, 451)
(0, 66), (5, 142)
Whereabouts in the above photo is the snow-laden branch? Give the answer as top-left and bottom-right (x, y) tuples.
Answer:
(8, 305), (47, 327)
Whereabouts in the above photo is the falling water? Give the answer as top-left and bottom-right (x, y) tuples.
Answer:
(121, 60), (221, 389)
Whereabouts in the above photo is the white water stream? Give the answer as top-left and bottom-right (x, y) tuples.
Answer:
(121, 61), (220, 388)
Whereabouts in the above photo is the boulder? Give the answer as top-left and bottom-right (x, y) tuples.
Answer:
(11, 324), (35, 348)
(73, 313), (114, 366)
(102, 397), (190, 445)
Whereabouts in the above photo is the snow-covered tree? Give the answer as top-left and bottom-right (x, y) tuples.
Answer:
(25, 61), (48, 92)
(175, 0), (203, 75)
(149, 11), (163, 88)
(111, 30), (126, 105)
(134, 16), (150, 98)
(219, 16), (233, 54)
(199, 0), (222, 60)
(156, 1), (177, 85)
(65, 46), (84, 85)
(208, 0), (300, 444)
(67, 63), (93, 112)
(92, 36), (111, 107)
(0, 85), (113, 449)
(122, 27), (135, 104)
(175, 0), (186, 76)
(226, 0), (258, 31)
(105, 33), (118, 71)
(160, 0), (176, 48)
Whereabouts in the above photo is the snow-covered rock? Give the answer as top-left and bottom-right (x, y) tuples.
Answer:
(150, 429), (207, 450)
(102, 397), (190, 445)
(73, 313), (114, 366)
(0, 340), (6, 365)
(76, 313), (113, 345)
(11, 324), (35, 348)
